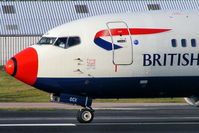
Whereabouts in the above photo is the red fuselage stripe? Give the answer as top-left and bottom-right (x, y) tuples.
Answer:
(94, 28), (171, 39)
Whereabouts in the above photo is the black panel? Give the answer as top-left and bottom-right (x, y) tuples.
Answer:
(75, 5), (89, 13)
(2, 5), (16, 14)
(147, 4), (161, 10)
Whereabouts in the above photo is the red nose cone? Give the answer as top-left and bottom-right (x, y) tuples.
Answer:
(5, 47), (38, 85)
(5, 59), (15, 75)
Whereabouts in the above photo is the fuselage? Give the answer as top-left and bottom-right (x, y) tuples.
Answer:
(5, 11), (199, 98)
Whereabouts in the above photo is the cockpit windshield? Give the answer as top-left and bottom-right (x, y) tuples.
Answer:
(54, 36), (81, 48)
(54, 37), (68, 48)
(37, 37), (56, 45)
(37, 36), (81, 48)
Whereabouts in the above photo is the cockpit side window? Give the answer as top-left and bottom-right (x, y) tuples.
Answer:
(54, 37), (68, 48)
(68, 37), (81, 47)
(37, 37), (56, 45)
(54, 36), (81, 49)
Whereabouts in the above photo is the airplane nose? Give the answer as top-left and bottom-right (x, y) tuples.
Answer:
(5, 47), (38, 85)
(5, 58), (15, 76)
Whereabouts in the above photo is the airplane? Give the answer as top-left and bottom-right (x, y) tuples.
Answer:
(4, 10), (199, 123)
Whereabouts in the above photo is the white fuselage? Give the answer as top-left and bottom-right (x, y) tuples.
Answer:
(6, 11), (199, 98)
(34, 11), (199, 79)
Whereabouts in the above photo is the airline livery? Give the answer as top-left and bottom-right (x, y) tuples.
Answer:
(5, 11), (199, 123)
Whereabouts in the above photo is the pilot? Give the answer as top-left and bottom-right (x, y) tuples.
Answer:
(59, 42), (65, 48)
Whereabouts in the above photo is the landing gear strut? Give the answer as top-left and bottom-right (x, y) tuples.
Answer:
(77, 107), (95, 123)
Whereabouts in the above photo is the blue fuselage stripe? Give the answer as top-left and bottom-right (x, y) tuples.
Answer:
(94, 38), (122, 51)
(33, 76), (199, 98)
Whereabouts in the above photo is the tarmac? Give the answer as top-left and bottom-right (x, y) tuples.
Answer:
(0, 103), (199, 133)
(0, 102), (188, 109)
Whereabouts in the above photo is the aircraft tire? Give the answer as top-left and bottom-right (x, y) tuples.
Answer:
(77, 108), (94, 123)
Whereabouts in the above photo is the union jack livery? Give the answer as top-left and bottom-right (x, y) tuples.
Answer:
(94, 28), (171, 50)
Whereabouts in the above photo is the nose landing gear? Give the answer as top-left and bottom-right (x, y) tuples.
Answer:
(77, 107), (94, 123)
(50, 93), (94, 123)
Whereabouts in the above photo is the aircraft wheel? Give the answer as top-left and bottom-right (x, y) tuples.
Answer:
(77, 108), (94, 123)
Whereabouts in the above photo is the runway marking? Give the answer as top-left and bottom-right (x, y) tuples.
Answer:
(95, 116), (199, 120)
(1, 122), (198, 127)
(94, 108), (151, 110)
(0, 123), (76, 127)
(77, 122), (199, 126)
(1, 116), (199, 121)
(0, 117), (75, 121)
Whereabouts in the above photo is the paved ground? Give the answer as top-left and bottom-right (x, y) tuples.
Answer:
(0, 104), (199, 133)
(0, 102), (188, 109)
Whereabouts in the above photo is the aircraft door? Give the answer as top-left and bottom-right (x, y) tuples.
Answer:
(107, 21), (133, 65)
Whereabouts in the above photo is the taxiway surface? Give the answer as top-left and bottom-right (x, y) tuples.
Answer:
(0, 104), (199, 133)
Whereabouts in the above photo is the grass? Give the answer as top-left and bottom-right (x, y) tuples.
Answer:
(0, 66), (185, 103)
(0, 66), (49, 102)
(94, 98), (184, 103)
(0, 108), (65, 111)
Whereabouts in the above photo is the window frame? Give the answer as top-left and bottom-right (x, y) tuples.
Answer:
(2, 5), (16, 14)
(37, 37), (57, 45)
(181, 39), (187, 47)
(67, 36), (81, 47)
(147, 4), (161, 11)
(171, 39), (177, 47)
(54, 37), (69, 48)
(75, 5), (89, 14)
(191, 39), (197, 47)
(53, 36), (81, 49)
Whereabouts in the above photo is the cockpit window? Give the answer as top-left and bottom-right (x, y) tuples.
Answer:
(37, 37), (56, 45)
(54, 36), (81, 48)
(68, 37), (81, 47)
(54, 37), (68, 48)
